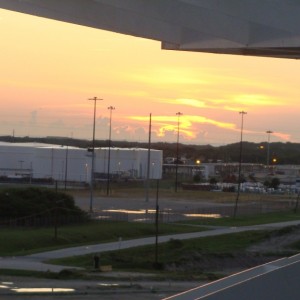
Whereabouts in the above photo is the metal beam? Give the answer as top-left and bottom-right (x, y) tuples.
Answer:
(1, 0), (300, 59)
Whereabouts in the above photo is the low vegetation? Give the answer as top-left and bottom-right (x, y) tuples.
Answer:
(0, 187), (87, 224)
(0, 221), (206, 256)
(0, 186), (300, 281)
(49, 230), (281, 280)
(46, 212), (300, 280)
(181, 211), (300, 227)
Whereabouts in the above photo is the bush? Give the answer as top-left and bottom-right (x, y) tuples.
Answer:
(193, 174), (201, 183)
(0, 187), (88, 225)
(167, 239), (184, 249)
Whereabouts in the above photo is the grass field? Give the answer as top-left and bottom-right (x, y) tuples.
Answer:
(48, 229), (290, 283)
(181, 211), (300, 227)
(0, 212), (300, 256)
(0, 221), (207, 256)
(50, 230), (271, 267)
(0, 210), (299, 280)
(1, 210), (300, 257)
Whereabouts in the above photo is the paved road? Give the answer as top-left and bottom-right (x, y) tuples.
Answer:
(0, 276), (201, 300)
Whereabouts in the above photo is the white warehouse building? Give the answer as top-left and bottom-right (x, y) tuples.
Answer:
(0, 142), (163, 182)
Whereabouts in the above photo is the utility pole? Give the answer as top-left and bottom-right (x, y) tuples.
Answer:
(175, 112), (183, 192)
(266, 130), (273, 168)
(64, 146), (69, 190)
(88, 97), (103, 213)
(233, 111), (247, 218)
(145, 113), (152, 202)
(154, 179), (160, 266)
(106, 106), (115, 196)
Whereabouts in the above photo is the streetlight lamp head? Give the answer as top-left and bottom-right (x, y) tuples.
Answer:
(88, 97), (103, 101)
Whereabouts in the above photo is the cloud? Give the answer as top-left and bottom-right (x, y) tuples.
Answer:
(273, 132), (291, 141)
(128, 114), (236, 141)
(232, 94), (285, 108)
(159, 98), (207, 108)
(156, 93), (284, 115)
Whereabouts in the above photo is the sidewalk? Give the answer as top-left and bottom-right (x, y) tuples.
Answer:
(1, 220), (300, 272)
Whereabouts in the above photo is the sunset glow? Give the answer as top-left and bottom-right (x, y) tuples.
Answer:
(1, 9), (300, 145)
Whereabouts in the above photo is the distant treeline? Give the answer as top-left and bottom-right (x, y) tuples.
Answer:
(1, 135), (300, 165)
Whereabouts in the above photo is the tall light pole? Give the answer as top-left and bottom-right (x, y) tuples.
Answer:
(106, 106), (115, 196)
(233, 111), (247, 218)
(266, 130), (273, 168)
(19, 160), (24, 172)
(64, 146), (69, 190)
(145, 113), (152, 202)
(175, 112), (183, 192)
(88, 97), (103, 213)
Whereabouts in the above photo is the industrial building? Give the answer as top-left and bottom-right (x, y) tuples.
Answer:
(0, 142), (163, 183)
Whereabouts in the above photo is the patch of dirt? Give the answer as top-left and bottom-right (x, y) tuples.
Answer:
(165, 225), (300, 276)
(247, 225), (300, 254)
(165, 252), (279, 276)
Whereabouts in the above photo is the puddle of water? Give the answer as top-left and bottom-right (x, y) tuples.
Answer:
(98, 283), (120, 287)
(11, 288), (75, 293)
(95, 216), (112, 219)
(132, 218), (152, 222)
(184, 213), (221, 218)
(0, 282), (14, 289)
(102, 209), (156, 214)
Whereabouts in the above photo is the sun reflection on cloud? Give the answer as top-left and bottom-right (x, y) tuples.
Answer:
(157, 94), (284, 113)
(161, 98), (207, 108)
(273, 132), (291, 141)
(129, 115), (236, 140)
(190, 116), (236, 129)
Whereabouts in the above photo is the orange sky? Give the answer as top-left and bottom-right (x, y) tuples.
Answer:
(1, 9), (300, 145)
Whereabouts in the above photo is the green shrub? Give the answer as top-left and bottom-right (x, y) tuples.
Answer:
(0, 187), (88, 225)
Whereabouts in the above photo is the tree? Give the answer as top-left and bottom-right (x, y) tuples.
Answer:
(193, 174), (202, 183)
(270, 177), (280, 190)
(264, 178), (280, 190)
(263, 180), (271, 188)
(0, 187), (88, 225)
(209, 177), (218, 185)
